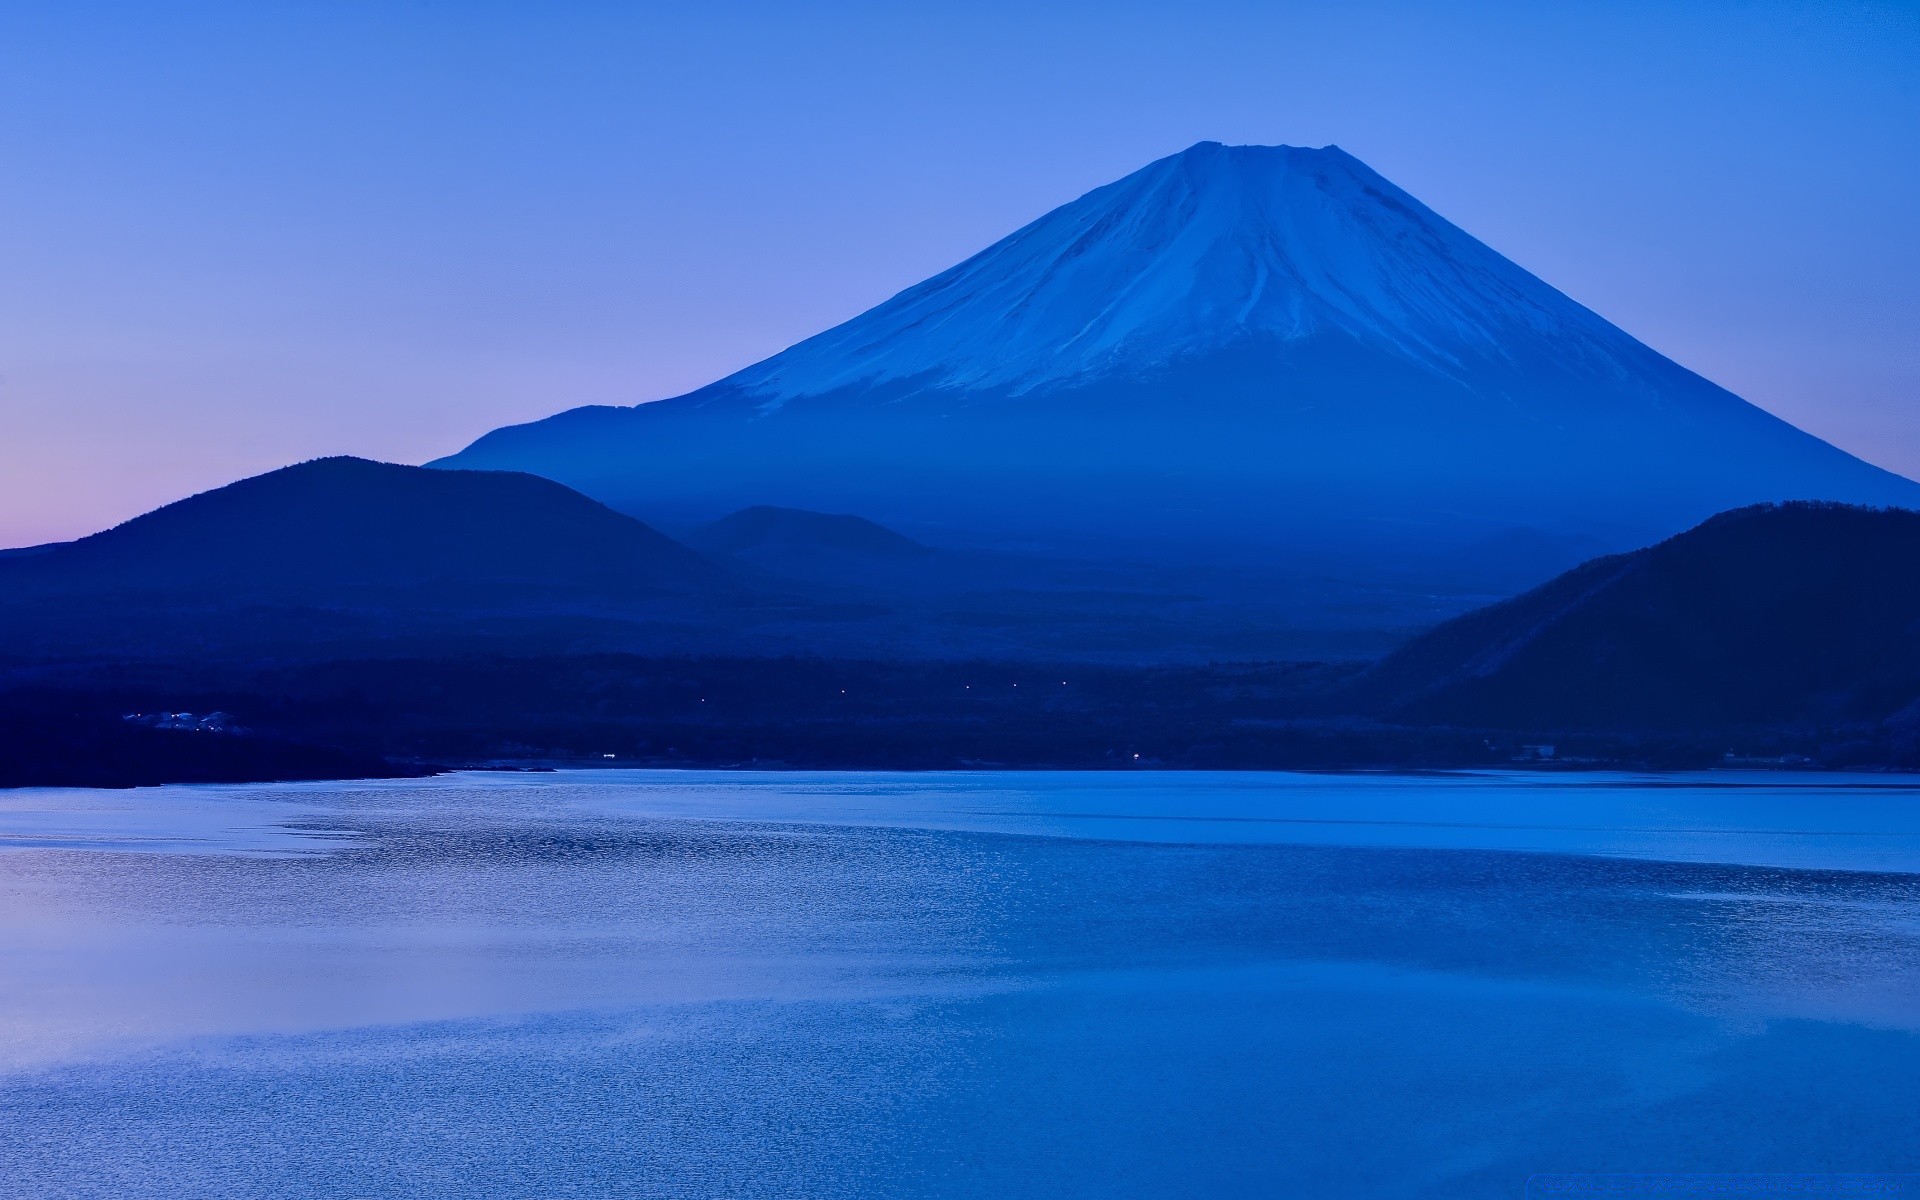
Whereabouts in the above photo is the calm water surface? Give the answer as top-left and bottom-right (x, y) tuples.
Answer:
(1, 769), (1917, 1198)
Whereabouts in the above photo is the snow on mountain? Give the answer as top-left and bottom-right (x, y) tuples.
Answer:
(726, 142), (1640, 404)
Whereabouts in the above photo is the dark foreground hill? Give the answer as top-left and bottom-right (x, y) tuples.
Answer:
(3, 456), (718, 602)
(1359, 502), (1920, 736)
(0, 457), (751, 661)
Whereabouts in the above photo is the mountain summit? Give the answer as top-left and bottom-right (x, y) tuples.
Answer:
(727, 142), (1660, 403)
(437, 143), (1919, 571)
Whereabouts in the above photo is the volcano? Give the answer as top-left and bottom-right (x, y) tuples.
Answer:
(435, 143), (1919, 571)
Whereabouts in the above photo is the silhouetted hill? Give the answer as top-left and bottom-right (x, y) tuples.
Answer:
(1359, 503), (1920, 732)
(1, 457), (719, 602)
(0, 457), (752, 663)
(687, 506), (930, 560)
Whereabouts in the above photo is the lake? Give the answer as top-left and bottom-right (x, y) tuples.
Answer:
(2, 769), (1917, 1197)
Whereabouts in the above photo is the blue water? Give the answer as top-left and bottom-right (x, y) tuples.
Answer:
(1, 770), (1917, 1198)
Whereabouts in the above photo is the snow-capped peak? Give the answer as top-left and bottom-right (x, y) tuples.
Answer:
(720, 142), (1636, 406)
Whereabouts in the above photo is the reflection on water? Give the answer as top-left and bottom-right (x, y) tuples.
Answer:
(1, 770), (1917, 1198)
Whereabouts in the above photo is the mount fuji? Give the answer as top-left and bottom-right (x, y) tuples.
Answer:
(435, 142), (1919, 576)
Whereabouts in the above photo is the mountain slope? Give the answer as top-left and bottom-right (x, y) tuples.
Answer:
(0, 457), (720, 604)
(684, 141), (1711, 403)
(1357, 502), (1920, 730)
(435, 142), (1919, 569)
(687, 506), (930, 560)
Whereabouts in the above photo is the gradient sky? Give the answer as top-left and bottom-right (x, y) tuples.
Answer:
(2, 0), (1916, 546)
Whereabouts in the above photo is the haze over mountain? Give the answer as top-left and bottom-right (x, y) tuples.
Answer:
(437, 142), (1920, 572)
(687, 506), (931, 561)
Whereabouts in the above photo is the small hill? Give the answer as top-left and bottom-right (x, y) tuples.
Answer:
(1358, 502), (1920, 731)
(686, 506), (930, 560)
(0, 457), (718, 604)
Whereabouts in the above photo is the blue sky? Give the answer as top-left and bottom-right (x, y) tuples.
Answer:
(1, 0), (1915, 544)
